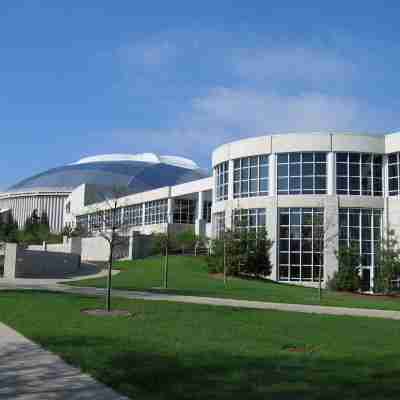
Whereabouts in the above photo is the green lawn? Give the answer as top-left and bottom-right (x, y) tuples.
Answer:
(71, 255), (400, 311)
(1, 290), (400, 399)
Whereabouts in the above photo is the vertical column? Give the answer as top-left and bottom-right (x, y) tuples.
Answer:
(212, 165), (217, 203)
(167, 198), (174, 224)
(267, 199), (278, 281)
(128, 231), (135, 260)
(383, 155), (390, 239)
(269, 153), (276, 196)
(4, 243), (18, 279)
(327, 152), (335, 196)
(323, 196), (339, 284)
(142, 203), (146, 226)
(228, 159), (234, 201)
(197, 191), (204, 220)
(225, 207), (233, 231)
(196, 191), (205, 237)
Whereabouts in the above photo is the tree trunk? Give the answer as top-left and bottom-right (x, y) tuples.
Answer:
(163, 246), (169, 289)
(106, 227), (115, 312)
(107, 243), (113, 312)
(318, 259), (322, 303)
(223, 239), (227, 286)
(161, 250), (165, 287)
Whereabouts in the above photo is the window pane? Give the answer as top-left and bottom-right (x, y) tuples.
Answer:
(337, 163), (348, 176)
(302, 163), (313, 176)
(277, 153), (288, 163)
(289, 163), (300, 176)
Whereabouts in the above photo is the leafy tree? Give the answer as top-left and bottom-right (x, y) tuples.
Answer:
(329, 245), (361, 292)
(40, 211), (49, 228)
(175, 229), (197, 253)
(0, 217), (18, 242)
(374, 229), (400, 294)
(206, 223), (273, 280)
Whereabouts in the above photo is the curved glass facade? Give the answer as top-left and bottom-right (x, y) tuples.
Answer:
(336, 153), (382, 196)
(215, 162), (229, 201)
(388, 153), (400, 196)
(233, 155), (269, 198)
(277, 153), (327, 195)
(278, 208), (324, 282)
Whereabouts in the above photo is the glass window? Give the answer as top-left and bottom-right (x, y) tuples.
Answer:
(203, 201), (212, 223)
(173, 199), (196, 224)
(88, 211), (103, 232)
(278, 208), (324, 282)
(388, 153), (400, 196)
(144, 199), (168, 225)
(233, 208), (266, 233)
(338, 208), (382, 268)
(213, 212), (225, 239)
(233, 155), (269, 198)
(104, 208), (122, 229)
(336, 153), (382, 196)
(215, 162), (229, 201)
(277, 152), (327, 195)
(123, 204), (143, 227)
(76, 214), (88, 234)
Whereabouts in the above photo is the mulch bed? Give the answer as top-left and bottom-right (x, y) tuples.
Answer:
(81, 308), (133, 317)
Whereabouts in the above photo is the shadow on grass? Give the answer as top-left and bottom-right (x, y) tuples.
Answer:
(15, 334), (400, 400)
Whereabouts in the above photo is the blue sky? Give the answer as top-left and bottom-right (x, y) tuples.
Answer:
(1, 1), (399, 188)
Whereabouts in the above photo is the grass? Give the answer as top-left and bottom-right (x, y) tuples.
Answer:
(70, 255), (400, 311)
(2, 290), (400, 399)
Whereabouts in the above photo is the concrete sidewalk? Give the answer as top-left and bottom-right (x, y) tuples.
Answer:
(3, 278), (400, 320)
(60, 286), (400, 320)
(0, 322), (129, 400)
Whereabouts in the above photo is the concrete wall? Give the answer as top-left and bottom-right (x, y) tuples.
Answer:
(3, 243), (80, 279)
(81, 236), (110, 262)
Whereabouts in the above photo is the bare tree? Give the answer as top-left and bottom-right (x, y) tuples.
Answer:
(83, 185), (131, 312)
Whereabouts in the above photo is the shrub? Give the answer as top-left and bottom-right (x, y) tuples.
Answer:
(331, 245), (361, 292)
(175, 230), (198, 252)
(374, 229), (400, 294)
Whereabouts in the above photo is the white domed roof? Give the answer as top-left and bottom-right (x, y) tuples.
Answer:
(73, 153), (199, 170)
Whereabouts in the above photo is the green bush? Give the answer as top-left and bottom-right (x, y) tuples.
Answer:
(374, 229), (400, 294)
(330, 245), (361, 292)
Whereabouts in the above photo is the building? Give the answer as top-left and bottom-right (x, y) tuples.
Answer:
(64, 132), (400, 291)
(0, 153), (208, 232)
(4, 132), (400, 290)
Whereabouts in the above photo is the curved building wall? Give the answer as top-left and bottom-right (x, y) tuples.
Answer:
(211, 132), (398, 290)
(0, 191), (69, 233)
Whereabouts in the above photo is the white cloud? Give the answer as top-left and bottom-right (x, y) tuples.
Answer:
(192, 87), (362, 133)
(107, 36), (398, 165)
(233, 46), (356, 85)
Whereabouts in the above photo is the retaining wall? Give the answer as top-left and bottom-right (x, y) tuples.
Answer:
(3, 243), (81, 279)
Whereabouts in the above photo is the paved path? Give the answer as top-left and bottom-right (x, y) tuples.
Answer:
(2, 278), (400, 320)
(61, 286), (400, 320)
(0, 322), (129, 400)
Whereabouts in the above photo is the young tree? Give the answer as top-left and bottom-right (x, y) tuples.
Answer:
(84, 185), (131, 312)
(152, 228), (176, 289)
(374, 229), (400, 294)
(331, 244), (361, 292)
